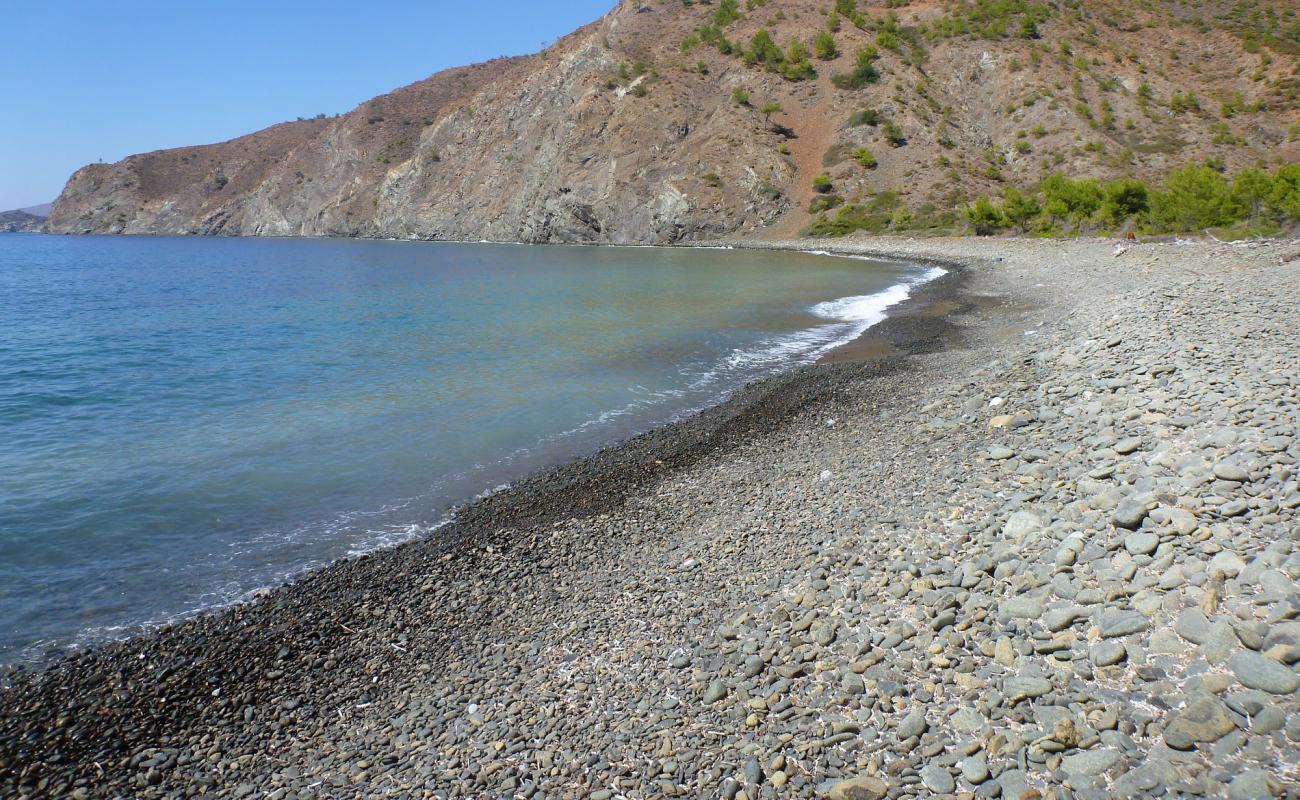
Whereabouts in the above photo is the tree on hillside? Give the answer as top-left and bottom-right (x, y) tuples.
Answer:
(1267, 164), (1300, 222)
(1099, 179), (1149, 228)
(815, 30), (839, 60)
(1232, 168), (1273, 220)
(831, 47), (880, 89)
(1000, 187), (1041, 232)
(965, 197), (1004, 235)
(747, 29), (783, 66)
(1150, 165), (1237, 230)
(1041, 174), (1103, 231)
(714, 0), (741, 28)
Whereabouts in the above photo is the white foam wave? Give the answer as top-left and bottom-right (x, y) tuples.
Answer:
(725, 264), (947, 371)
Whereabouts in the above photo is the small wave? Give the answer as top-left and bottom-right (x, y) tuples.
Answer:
(728, 265), (946, 371)
(811, 282), (912, 325)
(810, 265), (944, 325)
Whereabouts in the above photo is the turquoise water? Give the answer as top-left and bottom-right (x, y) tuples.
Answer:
(0, 235), (936, 662)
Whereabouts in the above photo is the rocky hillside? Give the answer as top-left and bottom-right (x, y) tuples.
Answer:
(47, 0), (1299, 243)
(0, 210), (46, 233)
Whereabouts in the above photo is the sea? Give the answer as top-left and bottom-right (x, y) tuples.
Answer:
(0, 234), (940, 663)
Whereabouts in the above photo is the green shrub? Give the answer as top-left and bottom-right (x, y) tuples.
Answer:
(1149, 164), (1237, 230)
(1136, 82), (1152, 113)
(890, 206), (914, 229)
(747, 29), (784, 66)
(1231, 168), (1272, 219)
(1000, 187), (1041, 231)
(1169, 91), (1201, 114)
(853, 148), (878, 168)
(812, 173), (834, 193)
(815, 30), (839, 60)
(848, 108), (882, 126)
(1267, 164), (1300, 221)
(782, 40), (817, 80)
(965, 197), (1004, 235)
(714, 0), (741, 27)
(732, 87), (751, 106)
(831, 48), (880, 89)
(882, 121), (907, 146)
(1098, 178), (1149, 228)
(1041, 173), (1103, 229)
(702, 173), (722, 188)
(812, 163), (1299, 239)
(810, 194), (844, 213)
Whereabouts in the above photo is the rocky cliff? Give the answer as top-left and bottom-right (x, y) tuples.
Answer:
(47, 0), (1299, 243)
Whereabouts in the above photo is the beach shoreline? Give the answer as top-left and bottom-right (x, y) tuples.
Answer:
(4, 235), (1298, 799)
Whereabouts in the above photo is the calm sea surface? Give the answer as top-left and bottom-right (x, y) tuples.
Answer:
(0, 235), (937, 662)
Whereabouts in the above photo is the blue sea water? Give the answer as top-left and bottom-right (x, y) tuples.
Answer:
(0, 235), (937, 663)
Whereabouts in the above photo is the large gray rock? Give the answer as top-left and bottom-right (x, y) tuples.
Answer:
(1113, 500), (1149, 530)
(1227, 769), (1275, 800)
(1061, 748), (1122, 776)
(1001, 595), (1044, 619)
(960, 756), (990, 784)
(1098, 610), (1150, 638)
(1175, 608), (1210, 644)
(1230, 650), (1300, 694)
(1163, 697), (1238, 749)
(1091, 641), (1127, 667)
(919, 764), (955, 793)
(1213, 462), (1250, 482)
(1004, 510), (1046, 542)
(896, 709), (928, 740)
(1004, 675), (1052, 702)
(1209, 550), (1246, 577)
(1124, 531), (1159, 555)
(822, 776), (888, 800)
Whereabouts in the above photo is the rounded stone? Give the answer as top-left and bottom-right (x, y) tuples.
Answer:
(1230, 650), (1300, 694)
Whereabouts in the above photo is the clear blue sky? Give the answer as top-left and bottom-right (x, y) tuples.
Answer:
(0, 1), (615, 210)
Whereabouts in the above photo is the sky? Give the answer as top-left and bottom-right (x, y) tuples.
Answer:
(0, 0), (615, 211)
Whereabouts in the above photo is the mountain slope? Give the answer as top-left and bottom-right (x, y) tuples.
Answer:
(0, 210), (46, 233)
(47, 0), (1299, 242)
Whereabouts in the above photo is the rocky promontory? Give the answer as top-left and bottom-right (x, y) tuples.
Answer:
(3, 236), (1298, 798)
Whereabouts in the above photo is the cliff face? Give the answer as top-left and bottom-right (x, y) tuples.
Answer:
(47, 0), (1299, 242)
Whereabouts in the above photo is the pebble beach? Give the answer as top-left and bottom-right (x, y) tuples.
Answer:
(3, 235), (1299, 799)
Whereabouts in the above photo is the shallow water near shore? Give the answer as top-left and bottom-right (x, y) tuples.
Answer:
(0, 235), (936, 663)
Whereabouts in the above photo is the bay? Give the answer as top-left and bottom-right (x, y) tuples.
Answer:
(0, 234), (935, 662)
